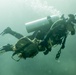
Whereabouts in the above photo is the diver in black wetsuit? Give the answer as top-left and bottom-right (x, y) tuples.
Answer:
(0, 14), (76, 60)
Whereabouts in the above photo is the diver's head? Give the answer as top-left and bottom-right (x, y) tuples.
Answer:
(68, 14), (76, 23)
(66, 22), (75, 35)
(66, 14), (76, 35)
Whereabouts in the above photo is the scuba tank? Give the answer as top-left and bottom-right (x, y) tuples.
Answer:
(25, 15), (60, 33)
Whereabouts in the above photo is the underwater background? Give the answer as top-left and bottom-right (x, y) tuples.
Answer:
(0, 0), (76, 75)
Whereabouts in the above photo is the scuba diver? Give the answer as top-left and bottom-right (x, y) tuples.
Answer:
(0, 14), (76, 61)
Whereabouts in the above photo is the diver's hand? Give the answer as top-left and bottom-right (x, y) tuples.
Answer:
(44, 50), (49, 55)
(61, 45), (65, 49)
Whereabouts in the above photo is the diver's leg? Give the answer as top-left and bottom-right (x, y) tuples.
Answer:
(27, 30), (45, 40)
(0, 27), (23, 39)
(27, 30), (40, 40)
(0, 44), (13, 53)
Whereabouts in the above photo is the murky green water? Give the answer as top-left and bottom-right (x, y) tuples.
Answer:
(0, 0), (76, 75)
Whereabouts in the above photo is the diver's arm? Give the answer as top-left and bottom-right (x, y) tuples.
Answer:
(61, 35), (67, 49)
